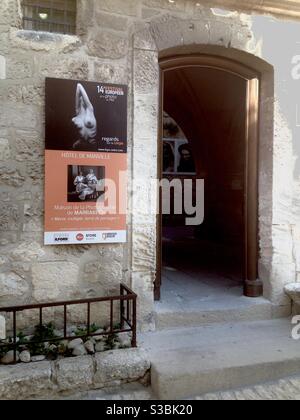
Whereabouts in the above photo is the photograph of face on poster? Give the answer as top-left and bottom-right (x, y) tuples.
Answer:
(67, 165), (105, 203)
(45, 78), (127, 153)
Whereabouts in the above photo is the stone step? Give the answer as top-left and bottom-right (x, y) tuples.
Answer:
(194, 374), (300, 400)
(54, 383), (154, 401)
(155, 295), (289, 330)
(141, 318), (300, 399)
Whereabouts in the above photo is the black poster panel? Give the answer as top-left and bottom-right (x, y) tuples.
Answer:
(45, 78), (127, 153)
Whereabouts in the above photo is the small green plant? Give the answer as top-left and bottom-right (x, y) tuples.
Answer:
(74, 326), (87, 337)
(32, 322), (57, 341)
(28, 322), (60, 356)
(74, 323), (101, 337)
(105, 333), (117, 350)
(17, 332), (29, 345)
(90, 323), (101, 333)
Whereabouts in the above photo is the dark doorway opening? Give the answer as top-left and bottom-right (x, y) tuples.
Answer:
(156, 54), (261, 302)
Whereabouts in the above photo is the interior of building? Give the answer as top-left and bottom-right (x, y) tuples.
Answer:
(160, 66), (248, 306)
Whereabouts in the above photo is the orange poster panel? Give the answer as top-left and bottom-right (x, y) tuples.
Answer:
(44, 150), (127, 245)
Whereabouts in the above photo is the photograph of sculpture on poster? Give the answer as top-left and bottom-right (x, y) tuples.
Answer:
(45, 78), (127, 153)
(44, 78), (127, 246)
(67, 165), (105, 203)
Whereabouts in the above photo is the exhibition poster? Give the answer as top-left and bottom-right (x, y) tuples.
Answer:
(44, 78), (127, 245)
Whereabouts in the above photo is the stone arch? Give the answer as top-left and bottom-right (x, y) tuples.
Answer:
(131, 13), (291, 331)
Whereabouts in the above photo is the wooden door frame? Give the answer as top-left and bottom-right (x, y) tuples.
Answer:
(155, 53), (262, 300)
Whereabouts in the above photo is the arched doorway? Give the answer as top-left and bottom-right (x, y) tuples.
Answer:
(155, 53), (262, 301)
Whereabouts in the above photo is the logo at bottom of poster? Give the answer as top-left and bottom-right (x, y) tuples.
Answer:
(45, 231), (126, 246)
(53, 233), (70, 243)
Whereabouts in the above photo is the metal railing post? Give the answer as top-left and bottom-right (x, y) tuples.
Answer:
(120, 285), (125, 330)
(13, 311), (17, 363)
(64, 305), (67, 339)
(87, 302), (91, 335)
(132, 296), (137, 348)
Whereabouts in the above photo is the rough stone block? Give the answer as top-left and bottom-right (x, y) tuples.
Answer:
(131, 180), (157, 226)
(15, 130), (43, 162)
(6, 57), (33, 79)
(7, 84), (44, 106)
(0, 0), (22, 27)
(87, 30), (128, 59)
(0, 55), (6, 79)
(83, 258), (123, 289)
(131, 179), (156, 224)
(94, 348), (150, 386)
(10, 30), (80, 54)
(292, 226), (300, 272)
(272, 225), (294, 264)
(23, 219), (43, 234)
(209, 20), (231, 46)
(77, 0), (95, 36)
(96, 0), (139, 16)
(39, 57), (89, 80)
(32, 262), (80, 302)
(143, 0), (187, 12)
(285, 283), (300, 306)
(272, 106), (294, 225)
(150, 15), (209, 51)
(132, 272), (155, 332)
(0, 103), (37, 129)
(133, 94), (158, 138)
(264, 263), (296, 306)
(230, 22), (255, 51)
(10, 242), (45, 263)
(0, 232), (18, 246)
(26, 161), (44, 185)
(293, 183), (300, 225)
(0, 138), (10, 160)
(132, 225), (156, 272)
(0, 272), (29, 306)
(0, 164), (25, 188)
(55, 356), (94, 391)
(95, 11), (128, 31)
(134, 27), (157, 51)
(0, 362), (53, 400)
(94, 62), (128, 84)
(134, 50), (159, 95)
(141, 7), (162, 20)
(0, 315), (6, 340)
(0, 203), (21, 231)
(23, 213), (43, 233)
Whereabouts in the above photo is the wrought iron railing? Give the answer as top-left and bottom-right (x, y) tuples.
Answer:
(0, 284), (137, 364)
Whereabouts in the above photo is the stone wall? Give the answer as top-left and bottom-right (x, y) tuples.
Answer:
(0, 348), (150, 400)
(0, 0), (134, 330)
(0, 0), (300, 333)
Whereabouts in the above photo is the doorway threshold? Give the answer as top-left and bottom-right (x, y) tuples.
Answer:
(155, 267), (275, 330)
